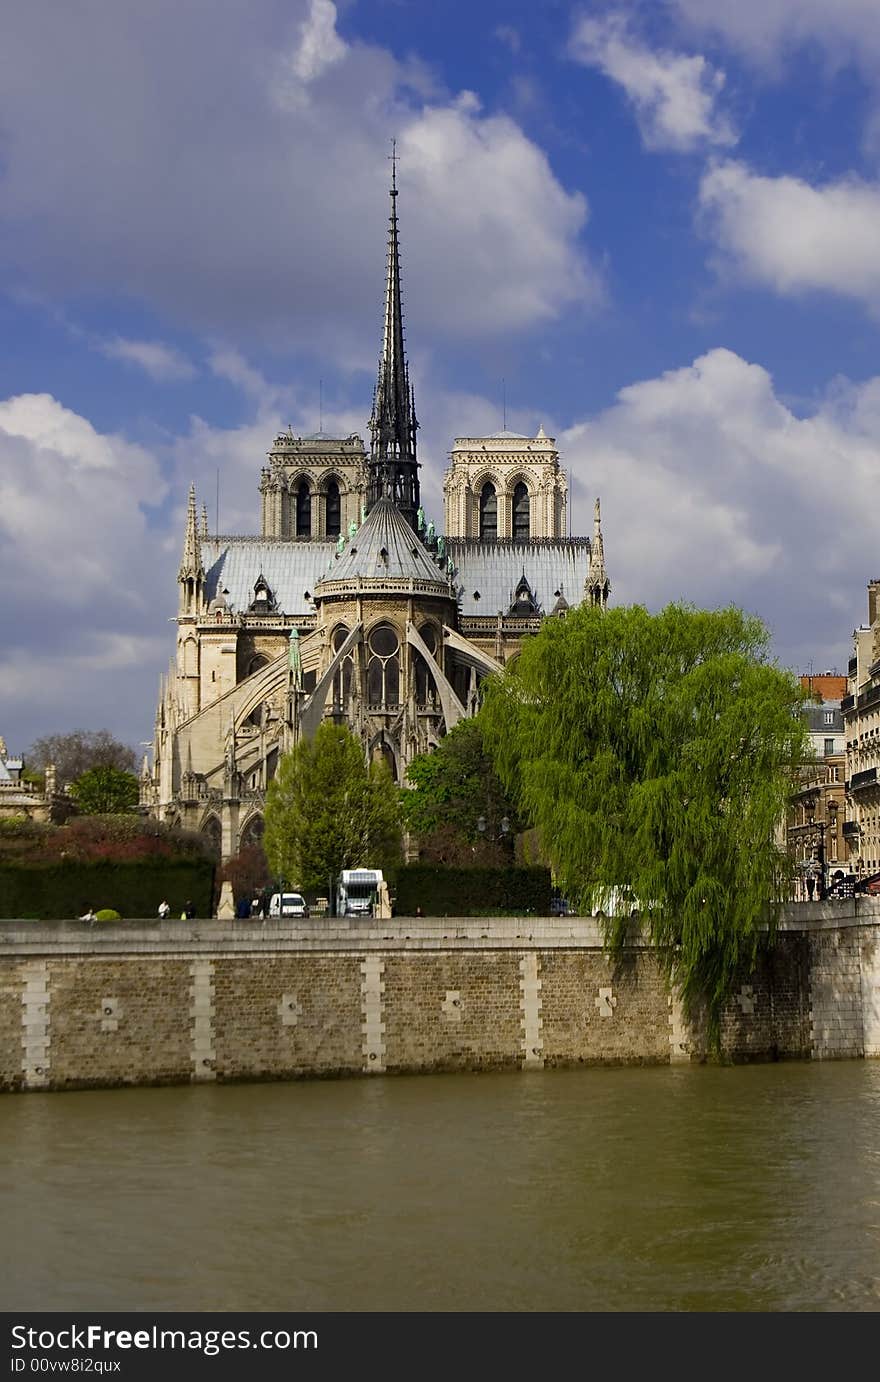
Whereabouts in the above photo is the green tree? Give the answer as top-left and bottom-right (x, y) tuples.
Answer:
(69, 765), (140, 815)
(481, 603), (809, 1038)
(403, 716), (522, 853)
(264, 723), (402, 898)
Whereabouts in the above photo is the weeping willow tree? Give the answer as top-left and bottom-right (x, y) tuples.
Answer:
(480, 603), (809, 1039)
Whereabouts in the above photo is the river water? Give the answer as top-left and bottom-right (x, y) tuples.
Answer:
(2, 1063), (879, 1312)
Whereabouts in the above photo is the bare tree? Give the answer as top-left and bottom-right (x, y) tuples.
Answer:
(26, 729), (137, 787)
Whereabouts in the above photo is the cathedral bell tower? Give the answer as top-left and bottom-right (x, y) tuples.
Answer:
(367, 148), (420, 529)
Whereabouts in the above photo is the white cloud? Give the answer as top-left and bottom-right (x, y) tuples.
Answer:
(100, 336), (196, 381)
(0, 1), (597, 347)
(0, 394), (169, 745)
(670, 0), (880, 71)
(289, 0), (346, 84)
(700, 161), (880, 310)
(570, 12), (736, 152)
(561, 348), (880, 672)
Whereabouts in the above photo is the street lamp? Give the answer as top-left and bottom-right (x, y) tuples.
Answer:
(476, 814), (511, 842)
(807, 807), (827, 901)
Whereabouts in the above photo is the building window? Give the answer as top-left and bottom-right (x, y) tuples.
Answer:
(512, 482), (530, 542)
(415, 624), (437, 705)
(479, 483), (497, 541)
(367, 624), (400, 708)
(296, 481), (311, 538)
(823, 710), (834, 725)
(331, 625), (353, 708)
(824, 738), (835, 756)
(326, 480), (341, 537)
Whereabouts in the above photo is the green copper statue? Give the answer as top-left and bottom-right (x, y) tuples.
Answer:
(288, 628), (302, 690)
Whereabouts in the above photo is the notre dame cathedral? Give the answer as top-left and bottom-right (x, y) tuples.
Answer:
(142, 165), (610, 860)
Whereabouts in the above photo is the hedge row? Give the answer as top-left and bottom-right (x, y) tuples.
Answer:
(394, 864), (551, 917)
(0, 859), (216, 921)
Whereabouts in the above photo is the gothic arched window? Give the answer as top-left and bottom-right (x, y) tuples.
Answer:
(296, 481), (311, 538)
(414, 624), (438, 706)
(513, 482), (530, 543)
(325, 480), (341, 538)
(331, 625), (353, 708)
(479, 482), (497, 541)
(367, 624), (400, 708)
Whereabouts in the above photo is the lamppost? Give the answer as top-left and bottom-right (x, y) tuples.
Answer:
(476, 814), (511, 846)
(807, 807), (827, 901)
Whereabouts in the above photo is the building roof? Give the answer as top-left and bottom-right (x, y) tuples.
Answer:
(449, 539), (591, 616)
(202, 539), (335, 617)
(318, 497), (449, 590)
(202, 527), (592, 618)
(804, 702), (844, 734)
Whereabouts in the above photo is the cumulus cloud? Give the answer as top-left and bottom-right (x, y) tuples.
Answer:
(100, 337), (196, 381)
(0, 394), (170, 747)
(288, 0), (346, 84)
(699, 161), (880, 310)
(670, 0), (880, 71)
(570, 12), (736, 152)
(0, 1), (597, 350)
(561, 348), (880, 672)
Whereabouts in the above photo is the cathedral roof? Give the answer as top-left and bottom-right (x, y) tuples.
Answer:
(319, 496), (449, 591)
(202, 539), (334, 617)
(448, 539), (591, 617)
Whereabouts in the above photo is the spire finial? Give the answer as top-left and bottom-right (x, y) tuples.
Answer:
(586, 496), (609, 610)
(390, 137), (397, 195)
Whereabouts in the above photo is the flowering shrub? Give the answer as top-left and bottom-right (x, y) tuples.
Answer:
(0, 815), (212, 865)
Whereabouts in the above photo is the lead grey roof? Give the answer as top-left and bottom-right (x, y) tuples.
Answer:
(201, 529), (591, 619)
(804, 702), (843, 733)
(202, 539), (335, 617)
(319, 497), (448, 589)
(449, 539), (591, 616)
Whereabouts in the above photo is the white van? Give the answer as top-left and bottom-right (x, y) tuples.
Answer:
(337, 869), (383, 917)
(268, 892), (309, 918)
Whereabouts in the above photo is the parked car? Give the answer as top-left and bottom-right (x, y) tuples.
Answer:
(268, 892), (309, 918)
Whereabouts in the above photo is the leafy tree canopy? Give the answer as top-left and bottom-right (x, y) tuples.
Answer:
(27, 729), (137, 787)
(264, 723), (402, 897)
(403, 716), (522, 848)
(69, 766), (140, 815)
(481, 603), (809, 1037)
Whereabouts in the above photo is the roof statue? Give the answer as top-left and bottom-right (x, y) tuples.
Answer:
(288, 628), (302, 691)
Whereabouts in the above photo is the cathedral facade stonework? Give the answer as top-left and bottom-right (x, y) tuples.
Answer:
(143, 173), (609, 861)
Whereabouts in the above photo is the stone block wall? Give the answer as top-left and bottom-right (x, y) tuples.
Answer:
(808, 928), (865, 1059)
(0, 907), (878, 1091)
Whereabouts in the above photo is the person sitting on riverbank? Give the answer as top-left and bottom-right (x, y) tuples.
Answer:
(79, 907), (97, 924)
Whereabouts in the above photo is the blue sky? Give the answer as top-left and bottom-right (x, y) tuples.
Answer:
(3, 0), (880, 753)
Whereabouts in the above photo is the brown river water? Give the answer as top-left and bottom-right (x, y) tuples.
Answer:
(1, 1062), (878, 1312)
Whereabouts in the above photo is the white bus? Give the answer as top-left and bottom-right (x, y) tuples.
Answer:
(337, 869), (384, 917)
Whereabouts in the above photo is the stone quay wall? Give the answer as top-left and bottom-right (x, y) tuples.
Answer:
(1, 901), (879, 1092)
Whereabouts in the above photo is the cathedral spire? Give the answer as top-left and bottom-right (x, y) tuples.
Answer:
(178, 483), (205, 615)
(586, 497), (610, 609)
(368, 144), (420, 528)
